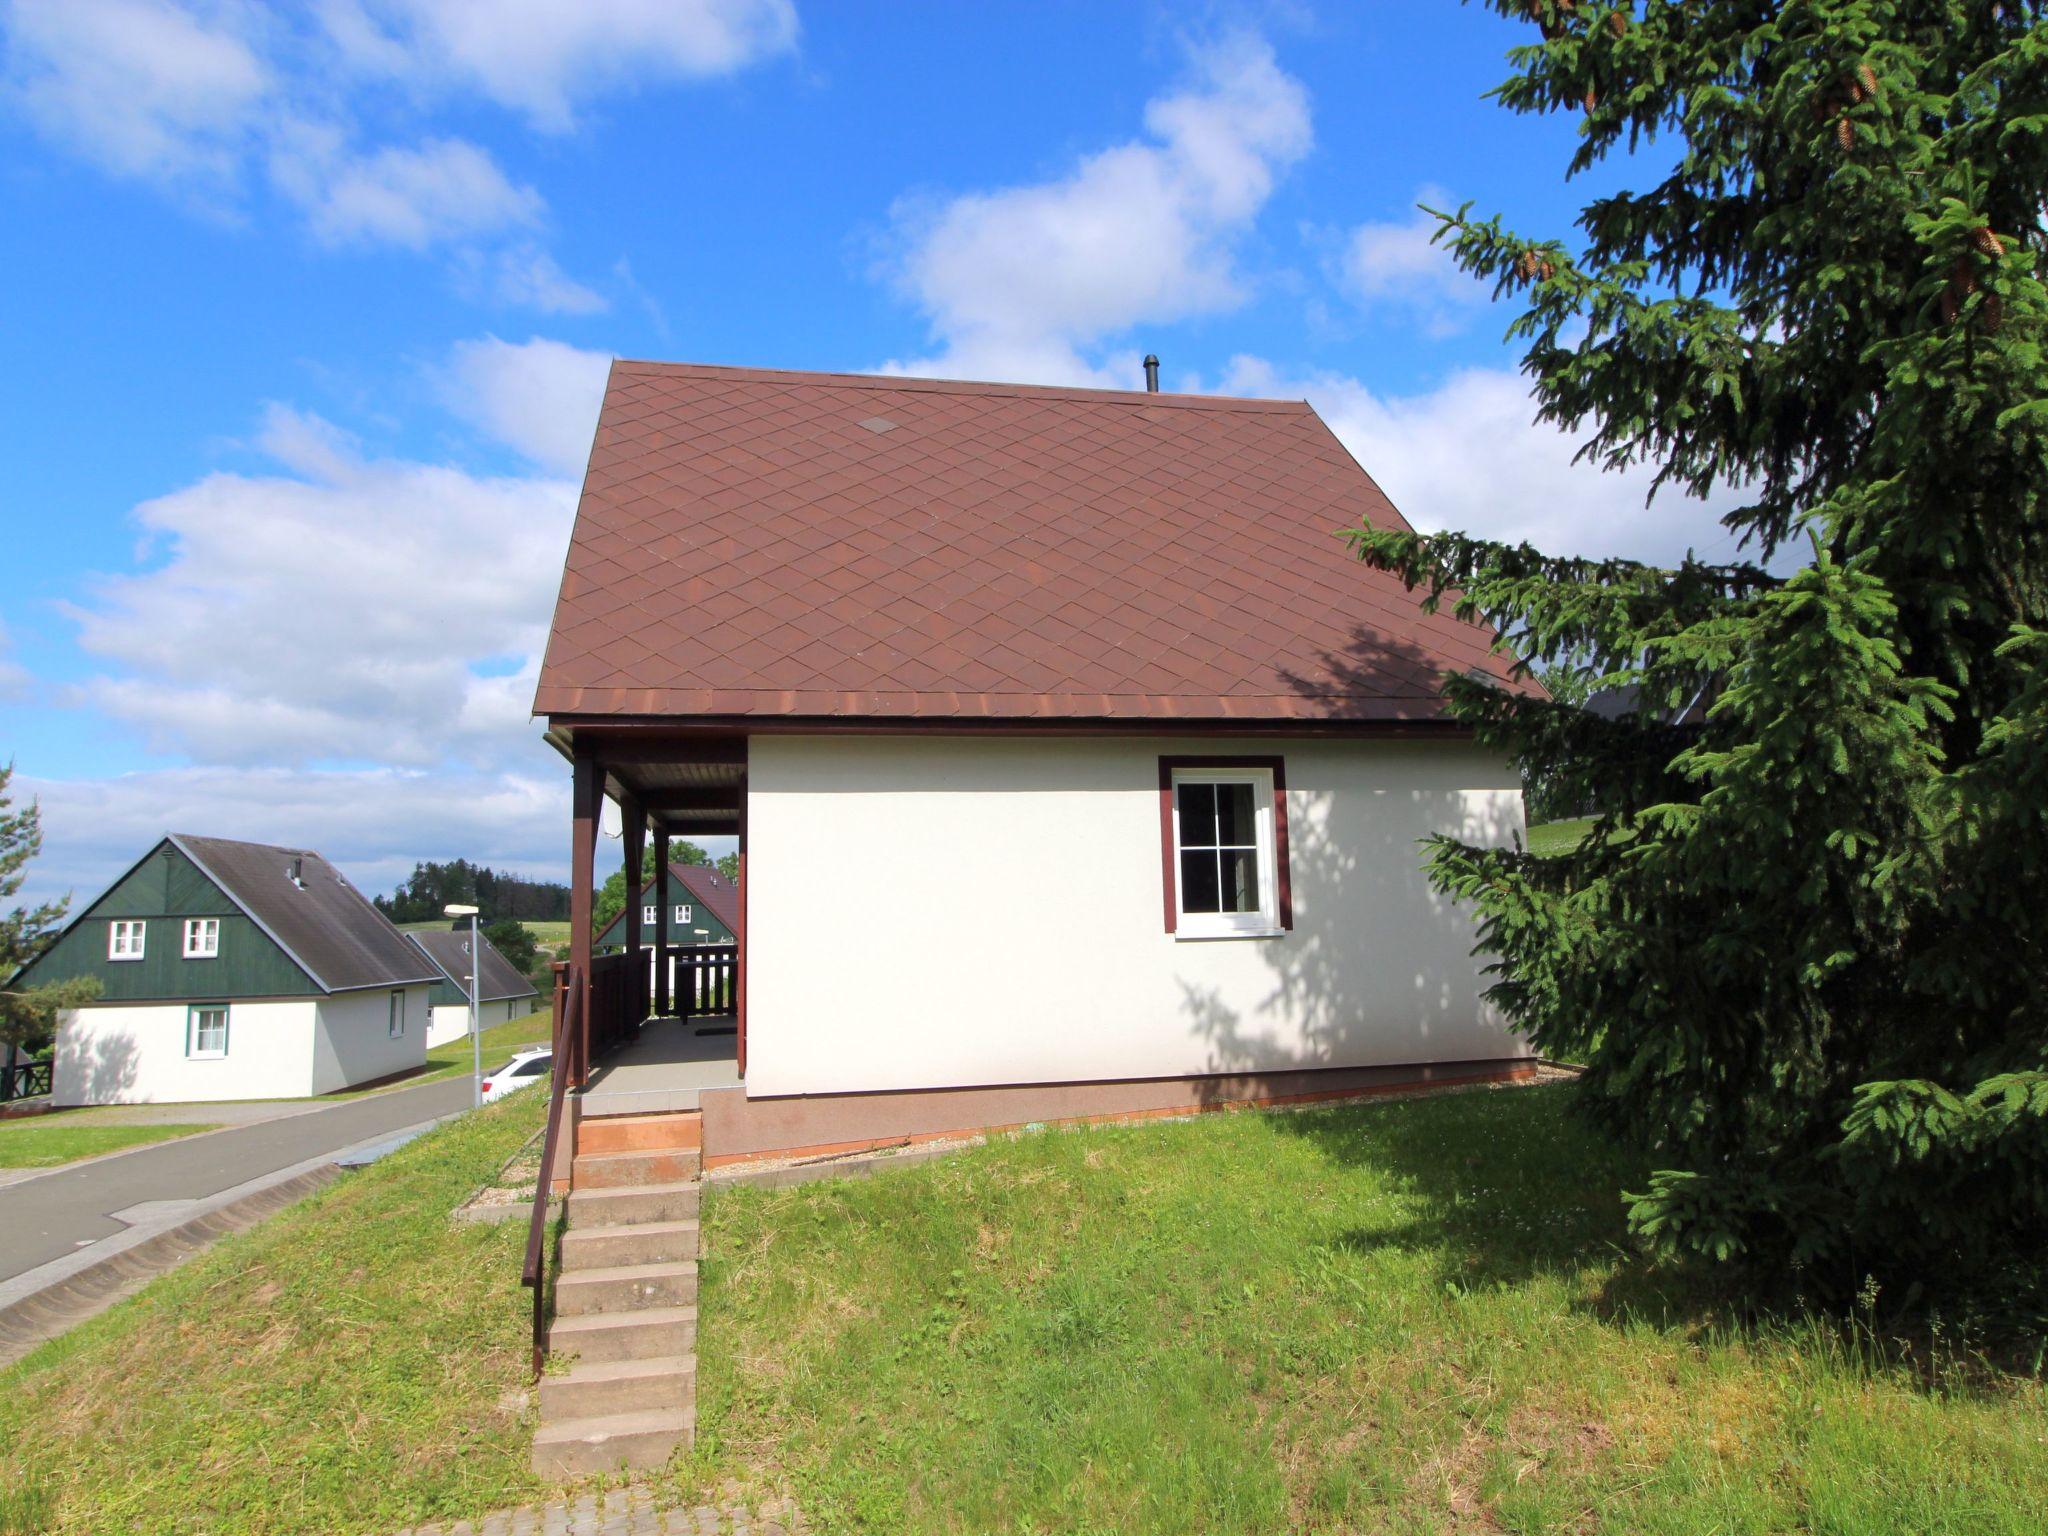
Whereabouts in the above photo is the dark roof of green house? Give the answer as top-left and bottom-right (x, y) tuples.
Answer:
(408, 929), (540, 1004)
(170, 834), (438, 993)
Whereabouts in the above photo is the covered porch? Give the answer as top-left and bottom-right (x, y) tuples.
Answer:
(548, 730), (747, 1118)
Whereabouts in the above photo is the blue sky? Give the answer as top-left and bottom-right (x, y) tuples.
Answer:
(0, 1), (1727, 909)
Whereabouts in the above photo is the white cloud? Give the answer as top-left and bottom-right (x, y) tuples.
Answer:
(484, 245), (608, 314)
(4, 0), (777, 299)
(0, 617), (28, 701)
(319, 0), (799, 131)
(1337, 186), (1488, 337)
(2, 0), (272, 188)
(61, 400), (577, 769)
(1215, 356), (1742, 566)
(438, 336), (613, 474)
(283, 134), (542, 250)
(881, 32), (1310, 385)
(16, 763), (567, 916)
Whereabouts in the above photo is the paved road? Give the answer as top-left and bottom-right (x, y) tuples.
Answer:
(0, 1075), (477, 1281)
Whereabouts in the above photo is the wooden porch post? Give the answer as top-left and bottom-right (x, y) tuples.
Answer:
(736, 776), (748, 1079)
(568, 749), (601, 1086)
(653, 832), (671, 1018)
(623, 797), (647, 1024)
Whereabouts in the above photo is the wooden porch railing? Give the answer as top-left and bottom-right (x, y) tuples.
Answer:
(0, 1058), (51, 1103)
(673, 943), (738, 1019)
(588, 949), (639, 1061)
(523, 962), (578, 1375)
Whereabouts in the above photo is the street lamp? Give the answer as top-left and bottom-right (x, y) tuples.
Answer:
(444, 904), (482, 1107)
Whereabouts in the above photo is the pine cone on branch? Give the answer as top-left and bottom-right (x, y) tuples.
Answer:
(1972, 227), (2006, 258)
(1836, 115), (1855, 151)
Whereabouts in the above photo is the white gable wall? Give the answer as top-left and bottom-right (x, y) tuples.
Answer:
(427, 996), (533, 1047)
(744, 734), (1532, 1099)
(309, 984), (431, 1095)
(52, 999), (320, 1104)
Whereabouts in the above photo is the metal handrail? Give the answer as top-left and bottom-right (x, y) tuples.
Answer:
(522, 961), (578, 1376)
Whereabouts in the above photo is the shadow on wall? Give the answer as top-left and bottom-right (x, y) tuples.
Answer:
(1184, 625), (1527, 1095)
(54, 1022), (142, 1106)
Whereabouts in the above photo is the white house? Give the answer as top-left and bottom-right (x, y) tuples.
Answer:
(532, 360), (1539, 1164)
(14, 835), (437, 1104)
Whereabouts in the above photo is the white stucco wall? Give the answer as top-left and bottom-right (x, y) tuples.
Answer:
(426, 996), (532, 1046)
(53, 999), (320, 1105)
(308, 984), (431, 1095)
(745, 734), (1531, 1099)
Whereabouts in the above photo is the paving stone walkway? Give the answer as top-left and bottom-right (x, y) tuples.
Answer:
(394, 1487), (799, 1536)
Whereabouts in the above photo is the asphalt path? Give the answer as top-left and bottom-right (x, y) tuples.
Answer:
(0, 1074), (477, 1281)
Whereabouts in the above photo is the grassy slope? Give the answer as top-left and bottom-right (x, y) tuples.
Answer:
(415, 1008), (552, 1085)
(0, 1089), (552, 1535)
(693, 1086), (2048, 1535)
(0, 1119), (217, 1170)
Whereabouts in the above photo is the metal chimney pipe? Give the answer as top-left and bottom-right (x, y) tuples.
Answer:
(1143, 354), (1160, 393)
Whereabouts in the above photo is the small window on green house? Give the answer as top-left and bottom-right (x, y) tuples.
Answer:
(109, 919), (146, 961)
(183, 918), (220, 958)
(188, 1005), (228, 1058)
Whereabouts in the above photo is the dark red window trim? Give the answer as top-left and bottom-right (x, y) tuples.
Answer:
(1157, 755), (1291, 935)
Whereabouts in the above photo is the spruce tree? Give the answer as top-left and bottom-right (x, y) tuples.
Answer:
(1355, 2), (2048, 1308)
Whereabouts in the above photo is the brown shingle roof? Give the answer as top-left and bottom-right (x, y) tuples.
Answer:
(534, 361), (1517, 723)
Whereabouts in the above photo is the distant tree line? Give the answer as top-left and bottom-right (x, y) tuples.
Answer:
(374, 859), (572, 924)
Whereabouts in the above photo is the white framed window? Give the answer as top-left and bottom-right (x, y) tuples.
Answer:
(674, 904), (692, 925)
(108, 920), (147, 961)
(182, 918), (220, 958)
(187, 1004), (229, 1058)
(388, 990), (406, 1038)
(1165, 762), (1289, 939)
(641, 904), (657, 926)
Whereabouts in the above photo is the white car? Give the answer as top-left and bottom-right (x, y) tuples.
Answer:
(481, 1047), (553, 1103)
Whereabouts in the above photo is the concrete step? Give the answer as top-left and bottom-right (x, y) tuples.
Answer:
(577, 1112), (703, 1155)
(567, 1179), (700, 1226)
(554, 1260), (697, 1317)
(530, 1407), (694, 1478)
(561, 1219), (699, 1272)
(547, 1305), (697, 1364)
(572, 1148), (702, 1190)
(539, 1354), (695, 1419)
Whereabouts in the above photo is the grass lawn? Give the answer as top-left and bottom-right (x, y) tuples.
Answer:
(1525, 817), (1594, 857)
(690, 1084), (2048, 1534)
(0, 1118), (218, 1170)
(520, 921), (572, 945)
(0, 1086), (552, 1535)
(416, 1008), (552, 1084)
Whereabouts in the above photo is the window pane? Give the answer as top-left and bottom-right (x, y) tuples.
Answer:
(1219, 849), (1261, 913)
(1180, 848), (1221, 913)
(1215, 782), (1258, 846)
(1177, 782), (1217, 847)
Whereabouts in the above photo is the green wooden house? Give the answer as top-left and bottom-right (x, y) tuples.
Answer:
(594, 861), (739, 951)
(11, 834), (438, 1104)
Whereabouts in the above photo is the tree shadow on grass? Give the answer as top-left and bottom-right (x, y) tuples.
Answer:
(1262, 1080), (1746, 1335)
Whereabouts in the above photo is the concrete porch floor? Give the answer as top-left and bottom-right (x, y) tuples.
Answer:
(579, 1017), (740, 1118)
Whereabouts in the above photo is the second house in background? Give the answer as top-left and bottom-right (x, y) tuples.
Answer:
(406, 929), (543, 1047)
(594, 861), (739, 999)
